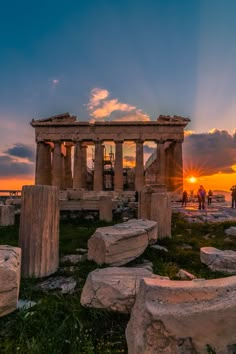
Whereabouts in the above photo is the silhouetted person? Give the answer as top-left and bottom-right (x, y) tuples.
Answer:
(197, 185), (206, 210)
(230, 185), (236, 208)
(182, 190), (188, 207)
(207, 189), (213, 206)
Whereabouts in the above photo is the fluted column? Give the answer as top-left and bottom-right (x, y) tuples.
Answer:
(73, 141), (82, 189)
(156, 140), (166, 185)
(135, 140), (144, 191)
(81, 145), (87, 189)
(173, 140), (183, 193)
(114, 141), (123, 192)
(64, 143), (73, 188)
(35, 141), (52, 185)
(52, 141), (62, 188)
(93, 140), (104, 191)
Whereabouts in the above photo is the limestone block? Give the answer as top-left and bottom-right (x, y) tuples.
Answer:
(200, 247), (236, 274)
(81, 267), (166, 313)
(150, 192), (172, 239)
(99, 196), (112, 222)
(0, 205), (15, 226)
(126, 276), (236, 354)
(67, 189), (83, 200)
(125, 219), (157, 244)
(88, 219), (157, 266)
(19, 185), (59, 278)
(0, 246), (21, 317)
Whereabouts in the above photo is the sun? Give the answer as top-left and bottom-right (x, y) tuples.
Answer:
(187, 176), (197, 184)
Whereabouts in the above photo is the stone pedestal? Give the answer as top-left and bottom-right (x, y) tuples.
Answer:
(99, 196), (112, 222)
(19, 185), (59, 278)
(139, 184), (171, 239)
(0, 246), (21, 317)
(0, 205), (15, 226)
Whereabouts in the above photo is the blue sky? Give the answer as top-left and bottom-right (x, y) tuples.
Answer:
(1, 0), (236, 185)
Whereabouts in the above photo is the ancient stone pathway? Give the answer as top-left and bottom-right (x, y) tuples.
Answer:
(172, 201), (236, 223)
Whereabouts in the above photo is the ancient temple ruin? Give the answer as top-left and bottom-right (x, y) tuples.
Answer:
(31, 113), (190, 193)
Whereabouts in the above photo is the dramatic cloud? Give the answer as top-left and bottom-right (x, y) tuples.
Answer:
(87, 88), (150, 122)
(0, 155), (34, 177)
(5, 143), (35, 162)
(183, 129), (236, 176)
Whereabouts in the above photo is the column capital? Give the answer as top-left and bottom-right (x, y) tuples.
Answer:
(135, 139), (144, 144)
(114, 140), (124, 144)
(155, 139), (166, 145)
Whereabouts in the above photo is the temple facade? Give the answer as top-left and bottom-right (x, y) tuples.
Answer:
(31, 113), (190, 193)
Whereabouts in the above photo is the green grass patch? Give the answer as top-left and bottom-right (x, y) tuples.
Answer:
(1, 213), (236, 353)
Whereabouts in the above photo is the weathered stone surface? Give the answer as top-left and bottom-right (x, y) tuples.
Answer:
(126, 276), (236, 354)
(60, 254), (87, 264)
(0, 246), (21, 317)
(225, 226), (236, 237)
(125, 219), (158, 244)
(38, 276), (76, 294)
(99, 196), (112, 222)
(88, 219), (157, 266)
(81, 267), (166, 313)
(139, 185), (171, 239)
(151, 244), (168, 252)
(200, 247), (236, 274)
(176, 269), (196, 280)
(19, 185), (59, 278)
(0, 205), (15, 226)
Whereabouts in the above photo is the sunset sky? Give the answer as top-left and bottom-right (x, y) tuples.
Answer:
(1, 0), (236, 192)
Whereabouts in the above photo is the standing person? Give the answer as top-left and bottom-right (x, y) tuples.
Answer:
(182, 190), (188, 207)
(197, 185), (206, 210)
(230, 185), (236, 208)
(207, 189), (213, 206)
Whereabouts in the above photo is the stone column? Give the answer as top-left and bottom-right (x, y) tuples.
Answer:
(99, 196), (113, 222)
(52, 141), (62, 188)
(165, 142), (175, 191)
(173, 140), (183, 193)
(73, 141), (82, 189)
(156, 140), (166, 185)
(19, 185), (59, 278)
(64, 143), (73, 188)
(114, 141), (123, 192)
(135, 140), (144, 192)
(93, 140), (104, 192)
(35, 142), (51, 185)
(81, 145), (87, 189)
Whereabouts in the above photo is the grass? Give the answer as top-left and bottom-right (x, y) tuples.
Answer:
(1, 213), (236, 353)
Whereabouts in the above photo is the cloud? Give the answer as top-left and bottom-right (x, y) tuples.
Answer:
(88, 88), (109, 110)
(87, 87), (150, 122)
(0, 155), (34, 177)
(183, 129), (236, 176)
(5, 143), (35, 162)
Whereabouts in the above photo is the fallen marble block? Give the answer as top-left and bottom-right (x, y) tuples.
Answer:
(126, 276), (236, 354)
(0, 245), (21, 317)
(81, 267), (167, 313)
(88, 219), (157, 266)
(200, 247), (236, 274)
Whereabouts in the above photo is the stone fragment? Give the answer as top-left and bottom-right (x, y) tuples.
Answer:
(126, 276), (236, 354)
(0, 246), (21, 317)
(150, 245), (168, 252)
(19, 185), (59, 278)
(88, 219), (157, 266)
(0, 205), (15, 226)
(225, 226), (236, 237)
(176, 269), (196, 280)
(38, 276), (76, 294)
(81, 267), (166, 313)
(76, 248), (88, 254)
(200, 247), (236, 274)
(60, 254), (87, 264)
(17, 299), (37, 310)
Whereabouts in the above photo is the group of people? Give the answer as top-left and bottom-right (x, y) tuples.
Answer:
(182, 186), (213, 209)
(182, 185), (236, 209)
